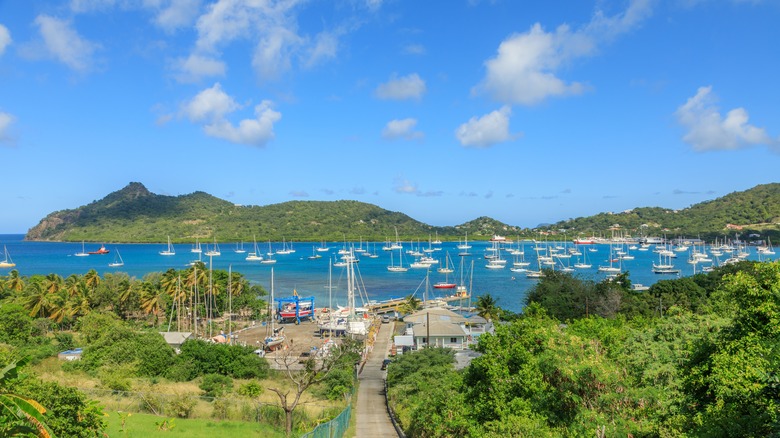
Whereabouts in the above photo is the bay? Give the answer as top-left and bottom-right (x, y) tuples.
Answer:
(0, 234), (773, 313)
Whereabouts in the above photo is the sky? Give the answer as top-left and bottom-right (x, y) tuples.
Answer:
(1, 0), (779, 234)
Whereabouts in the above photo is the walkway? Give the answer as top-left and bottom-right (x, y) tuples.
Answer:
(354, 322), (398, 437)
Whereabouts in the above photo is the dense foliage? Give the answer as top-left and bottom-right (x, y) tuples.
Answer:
(387, 261), (780, 437)
(546, 183), (780, 240)
(25, 182), (523, 242)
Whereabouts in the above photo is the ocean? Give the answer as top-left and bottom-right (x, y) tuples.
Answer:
(0, 234), (773, 313)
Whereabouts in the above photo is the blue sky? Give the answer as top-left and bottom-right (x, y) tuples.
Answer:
(1, 0), (779, 234)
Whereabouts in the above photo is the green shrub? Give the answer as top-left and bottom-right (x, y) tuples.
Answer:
(199, 373), (233, 398)
(237, 381), (263, 398)
(167, 394), (196, 419)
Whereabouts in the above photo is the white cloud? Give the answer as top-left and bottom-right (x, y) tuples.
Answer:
(34, 15), (98, 72)
(174, 53), (226, 82)
(182, 83), (240, 122)
(0, 24), (11, 56)
(455, 106), (515, 148)
(382, 118), (423, 140)
(403, 44), (425, 55)
(145, 0), (202, 32)
(393, 177), (418, 194)
(303, 31), (338, 68)
(251, 26), (303, 80)
(675, 86), (777, 151)
(0, 111), (14, 143)
(182, 83), (282, 147)
(70, 0), (116, 13)
(475, 0), (653, 105)
(375, 73), (426, 100)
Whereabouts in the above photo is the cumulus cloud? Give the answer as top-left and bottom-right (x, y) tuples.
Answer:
(146, 0), (202, 32)
(393, 177), (418, 194)
(176, 0), (336, 83)
(34, 15), (99, 71)
(302, 31), (338, 68)
(290, 190), (309, 197)
(382, 118), (423, 140)
(182, 83), (281, 147)
(455, 106), (516, 148)
(173, 53), (226, 82)
(375, 73), (426, 100)
(0, 111), (15, 144)
(475, 0), (653, 105)
(0, 24), (11, 56)
(675, 86), (777, 151)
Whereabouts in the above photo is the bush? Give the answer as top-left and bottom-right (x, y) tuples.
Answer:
(55, 332), (75, 351)
(237, 381), (263, 398)
(165, 359), (198, 382)
(167, 394), (196, 419)
(178, 339), (269, 379)
(199, 373), (233, 398)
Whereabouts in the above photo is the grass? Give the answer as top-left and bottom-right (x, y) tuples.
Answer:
(104, 411), (287, 438)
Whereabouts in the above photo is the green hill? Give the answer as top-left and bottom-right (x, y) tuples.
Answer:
(25, 182), (523, 242)
(545, 183), (780, 239)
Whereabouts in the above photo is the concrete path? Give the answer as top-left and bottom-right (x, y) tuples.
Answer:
(354, 322), (399, 437)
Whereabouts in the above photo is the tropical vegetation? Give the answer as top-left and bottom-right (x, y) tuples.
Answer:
(387, 260), (780, 437)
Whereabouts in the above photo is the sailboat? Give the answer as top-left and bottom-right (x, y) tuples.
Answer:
(260, 241), (277, 264)
(434, 253), (457, 289)
(387, 244), (408, 272)
(74, 241), (89, 257)
(263, 268), (285, 350)
(0, 245), (16, 268)
(159, 236), (175, 256)
(191, 238), (202, 254)
(316, 240), (331, 252)
(573, 248), (592, 269)
(204, 238), (221, 257)
(234, 241), (246, 254)
(308, 246), (322, 260)
(108, 249), (124, 267)
(437, 252), (455, 273)
(245, 236), (263, 261)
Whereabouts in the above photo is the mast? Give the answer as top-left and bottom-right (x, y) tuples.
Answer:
(228, 265), (232, 345)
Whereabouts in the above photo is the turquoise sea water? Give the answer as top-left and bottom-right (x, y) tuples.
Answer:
(0, 234), (773, 313)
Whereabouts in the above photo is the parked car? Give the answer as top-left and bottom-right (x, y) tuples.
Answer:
(381, 315), (391, 323)
(381, 358), (392, 370)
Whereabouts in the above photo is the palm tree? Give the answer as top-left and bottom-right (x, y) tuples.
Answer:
(140, 283), (165, 325)
(43, 274), (63, 295)
(47, 290), (74, 324)
(5, 269), (24, 293)
(64, 274), (83, 298)
(23, 283), (52, 319)
(398, 294), (422, 315)
(84, 269), (100, 294)
(0, 358), (56, 438)
(475, 293), (500, 322)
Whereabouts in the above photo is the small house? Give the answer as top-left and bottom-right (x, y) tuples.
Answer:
(57, 348), (83, 361)
(402, 307), (470, 350)
(159, 331), (194, 353)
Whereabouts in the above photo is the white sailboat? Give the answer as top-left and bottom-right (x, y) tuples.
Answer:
(108, 249), (124, 267)
(159, 236), (175, 256)
(74, 241), (89, 257)
(234, 241), (246, 254)
(260, 241), (277, 264)
(0, 245), (16, 268)
(204, 238), (221, 257)
(437, 252), (455, 273)
(245, 236), (264, 261)
(387, 244), (408, 272)
(191, 238), (202, 254)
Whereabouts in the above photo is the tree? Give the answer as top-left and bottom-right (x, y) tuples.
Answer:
(267, 340), (360, 435)
(398, 295), (421, 315)
(475, 293), (500, 322)
(0, 358), (57, 438)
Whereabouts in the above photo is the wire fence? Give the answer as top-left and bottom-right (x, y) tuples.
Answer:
(78, 387), (345, 434)
(300, 401), (351, 438)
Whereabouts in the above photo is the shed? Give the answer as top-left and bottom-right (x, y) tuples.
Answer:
(159, 331), (194, 352)
(57, 348), (83, 361)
